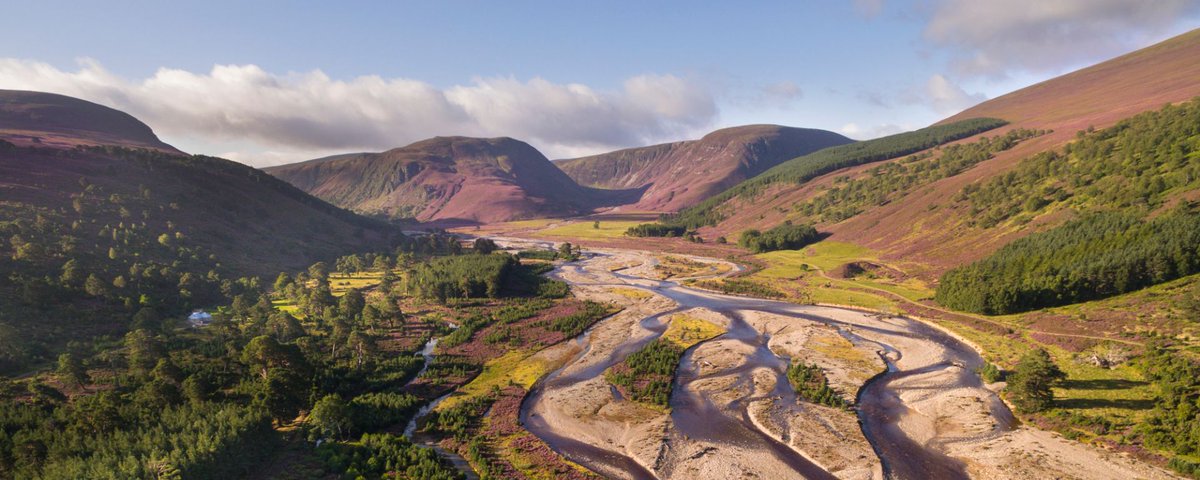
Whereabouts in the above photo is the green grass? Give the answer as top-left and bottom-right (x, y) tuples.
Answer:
(746, 241), (917, 311)
(327, 272), (384, 296)
(754, 241), (876, 276)
(435, 350), (555, 411)
(930, 315), (1154, 429)
(854, 277), (934, 302)
(661, 314), (724, 348)
(1049, 348), (1154, 425)
(536, 220), (644, 239)
(610, 287), (652, 300)
(805, 284), (899, 312)
(271, 299), (300, 315)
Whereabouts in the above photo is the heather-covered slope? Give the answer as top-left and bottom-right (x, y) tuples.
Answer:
(268, 136), (639, 224)
(556, 125), (852, 212)
(0, 89), (181, 153)
(0, 91), (403, 370)
(680, 28), (1200, 278)
(939, 28), (1200, 135)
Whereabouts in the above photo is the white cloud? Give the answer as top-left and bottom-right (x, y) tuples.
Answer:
(0, 59), (718, 165)
(840, 122), (908, 140)
(925, 74), (986, 115)
(924, 0), (1200, 77)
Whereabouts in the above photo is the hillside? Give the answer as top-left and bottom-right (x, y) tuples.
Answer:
(665, 28), (1200, 278)
(267, 136), (640, 224)
(556, 125), (852, 212)
(939, 28), (1200, 135)
(0, 89), (181, 153)
(0, 91), (401, 370)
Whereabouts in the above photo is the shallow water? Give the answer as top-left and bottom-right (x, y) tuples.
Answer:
(520, 249), (1017, 479)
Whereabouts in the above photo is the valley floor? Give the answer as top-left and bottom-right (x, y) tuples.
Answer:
(487, 237), (1178, 479)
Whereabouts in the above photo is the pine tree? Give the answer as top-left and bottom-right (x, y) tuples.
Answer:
(1007, 348), (1066, 413)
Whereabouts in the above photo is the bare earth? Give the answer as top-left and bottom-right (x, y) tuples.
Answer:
(507, 241), (1177, 480)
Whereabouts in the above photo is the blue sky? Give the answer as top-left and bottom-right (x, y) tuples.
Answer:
(1, 1), (1198, 165)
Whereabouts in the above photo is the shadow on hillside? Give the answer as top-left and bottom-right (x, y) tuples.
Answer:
(1055, 378), (1154, 410)
(1060, 378), (1147, 390)
(1056, 397), (1155, 410)
(584, 184), (650, 207)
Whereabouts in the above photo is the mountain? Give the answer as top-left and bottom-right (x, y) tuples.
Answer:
(0, 89), (181, 153)
(668, 28), (1200, 276)
(939, 28), (1200, 135)
(0, 91), (402, 365)
(266, 136), (639, 224)
(555, 125), (852, 212)
(0, 90), (400, 276)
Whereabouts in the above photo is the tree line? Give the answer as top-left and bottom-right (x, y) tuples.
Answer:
(936, 209), (1200, 314)
(792, 128), (1044, 223)
(954, 99), (1200, 229)
(662, 117), (1008, 229)
(738, 223), (821, 253)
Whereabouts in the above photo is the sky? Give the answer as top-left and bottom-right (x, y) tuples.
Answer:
(0, 0), (1197, 166)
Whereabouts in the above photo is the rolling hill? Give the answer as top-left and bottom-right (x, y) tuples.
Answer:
(664, 28), (1200, 278)
(266, 136), (641, 224)
(0, 90), (402, 367)
(555, 125), (852, 212)
(0, 89), (182, 153)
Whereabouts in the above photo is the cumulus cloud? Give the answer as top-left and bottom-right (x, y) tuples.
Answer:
(925, 73), (986, 115)
(924, 0), (1200, 77)
(0, 59), (717, 165)
(840, 122), (908, 140)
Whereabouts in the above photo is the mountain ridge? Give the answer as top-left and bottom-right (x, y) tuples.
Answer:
(0, 89), (181, 153)
(266, 136), (642, 224)
(556, 124), (853, 211)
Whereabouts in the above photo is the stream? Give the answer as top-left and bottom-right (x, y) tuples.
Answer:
(403, 330), (480, 479)
(519, 248), (1016, 479)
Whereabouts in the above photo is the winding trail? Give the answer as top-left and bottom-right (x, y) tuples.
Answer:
(516, 245), (1015, 479)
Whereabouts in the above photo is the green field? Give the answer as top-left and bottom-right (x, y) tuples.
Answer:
(536, 220), (645, 239)
(436, 349), (557, 411)
(745, 241), (929, 311)
(755, 241), (876, 275)
(327, 271), (385, 296)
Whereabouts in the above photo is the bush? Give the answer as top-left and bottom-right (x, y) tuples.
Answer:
(787, 361), (847, 408)
(977, 362), (1003, 383)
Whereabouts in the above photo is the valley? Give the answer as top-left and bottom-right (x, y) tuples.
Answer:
(494, 239), (1176, 480)
(2, 13), (1200, 480)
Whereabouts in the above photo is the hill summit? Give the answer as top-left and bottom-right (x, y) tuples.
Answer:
(0, 89), (180, 153)
(267, 136), (640, 224)
(556, 124), (852, 212)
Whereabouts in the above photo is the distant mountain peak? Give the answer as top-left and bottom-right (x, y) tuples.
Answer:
(556, 124), (853, 212)
(266, 135), (639, 224)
